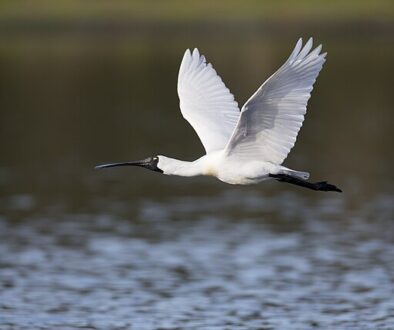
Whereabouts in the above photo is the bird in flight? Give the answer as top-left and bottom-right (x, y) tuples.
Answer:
(96, 38), (341, 192)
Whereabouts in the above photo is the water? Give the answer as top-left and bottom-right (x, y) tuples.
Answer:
(0, 25), (393, 329)
(1, 192), (393, 329)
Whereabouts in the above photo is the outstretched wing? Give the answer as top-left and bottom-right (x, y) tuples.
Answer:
(178, 48), (240, 154)
(225, 38), (326, 165)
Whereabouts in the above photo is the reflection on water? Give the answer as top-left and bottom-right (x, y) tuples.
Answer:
(0, 25), (393, 330)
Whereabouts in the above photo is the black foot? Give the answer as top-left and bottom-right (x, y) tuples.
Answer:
(269, 174), (342, 193)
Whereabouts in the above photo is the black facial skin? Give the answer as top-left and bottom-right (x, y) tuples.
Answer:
(95, 156), (163, 173)
(143, 156), (163, 173)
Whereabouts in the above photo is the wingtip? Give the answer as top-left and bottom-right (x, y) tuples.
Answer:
(298, 38), (313, 59)
(295, 38), (303, 51)
(192, 48), (200, 59)
(185, 48), (191, 54)
(315, 44), (322, 54)
(189, 47), (207, 66)
(288, 38), (303, 63)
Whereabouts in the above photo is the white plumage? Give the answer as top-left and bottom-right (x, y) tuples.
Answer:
(178, 48), (240, 153)
(225, 38), (325, 165)
(96, 38), (341, 192)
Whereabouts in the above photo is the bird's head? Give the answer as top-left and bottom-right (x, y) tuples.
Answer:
(95, 156), (163, 173)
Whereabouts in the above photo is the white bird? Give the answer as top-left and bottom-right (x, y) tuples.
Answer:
(96, 38), (341, 192)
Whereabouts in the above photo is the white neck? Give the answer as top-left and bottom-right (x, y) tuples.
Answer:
(158, 156), (204, 177)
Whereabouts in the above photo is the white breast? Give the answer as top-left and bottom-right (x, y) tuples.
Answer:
(217, 158), (275, 185)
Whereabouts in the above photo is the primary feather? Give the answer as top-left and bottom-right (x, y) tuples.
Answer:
(224, 38), (326, 165)
(177, 48), (240, 154)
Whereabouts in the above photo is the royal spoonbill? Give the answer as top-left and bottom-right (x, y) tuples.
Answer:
(96, 38), (341, 192)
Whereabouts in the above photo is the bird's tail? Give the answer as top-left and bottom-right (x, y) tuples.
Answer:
(279, 168), (310, 180)
(269, 173), (342, 193)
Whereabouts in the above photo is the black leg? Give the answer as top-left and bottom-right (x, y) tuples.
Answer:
(269, 174), (342, 192)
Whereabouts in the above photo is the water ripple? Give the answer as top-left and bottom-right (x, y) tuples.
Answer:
(0, 192), (393, 329)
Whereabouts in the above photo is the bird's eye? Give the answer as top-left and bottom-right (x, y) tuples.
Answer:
(153, 156), (158, 161)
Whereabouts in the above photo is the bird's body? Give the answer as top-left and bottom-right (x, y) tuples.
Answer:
(96, 38), (341, 192)
(157, 152), (301, 185)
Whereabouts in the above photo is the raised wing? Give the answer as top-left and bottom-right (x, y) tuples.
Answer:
(178, 48), (240, 154)
(225, 38), (326, 165)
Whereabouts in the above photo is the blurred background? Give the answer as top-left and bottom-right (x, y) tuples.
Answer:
(0, 1), (393, 329)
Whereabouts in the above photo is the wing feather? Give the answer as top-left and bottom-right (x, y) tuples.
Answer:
(178, 49), (240, 154)
(224, 38), (326, 164)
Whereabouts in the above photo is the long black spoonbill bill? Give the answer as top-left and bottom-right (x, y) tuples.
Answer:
(96, 38), (341, 192)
